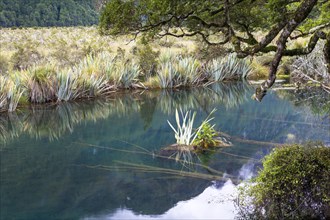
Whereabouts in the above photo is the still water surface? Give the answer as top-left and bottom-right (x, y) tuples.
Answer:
(1, 83), (329, 220)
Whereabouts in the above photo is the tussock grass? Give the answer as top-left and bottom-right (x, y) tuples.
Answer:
(24, 65), (57, 103)
(0, 76), (24, 112)
(0, 27), (252, 112)
(206, 53), (251, 81)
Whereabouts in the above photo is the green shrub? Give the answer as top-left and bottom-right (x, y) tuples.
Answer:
(192, 122), (218, 149)
(112, 61), (141, 89)
(238, 143), (330, 219)
(194, 42), (228, 61)
(136, 41), (159, 80)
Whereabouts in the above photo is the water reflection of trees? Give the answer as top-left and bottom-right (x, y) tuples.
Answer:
(277, 87), (330, 116)
(157, 82), (253, 114)
(0, 82), (253, 144)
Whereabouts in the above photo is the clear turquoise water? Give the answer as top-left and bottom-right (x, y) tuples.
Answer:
(1, 83), (329, 220)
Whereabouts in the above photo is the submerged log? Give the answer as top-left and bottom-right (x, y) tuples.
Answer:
(159, 136), (232, 157)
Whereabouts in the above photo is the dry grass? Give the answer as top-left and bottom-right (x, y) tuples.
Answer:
(0, 26), (251, 112)
(0, 26), (197, 71)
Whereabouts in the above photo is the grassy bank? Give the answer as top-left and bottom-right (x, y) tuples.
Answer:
(0, 27), (252, 112)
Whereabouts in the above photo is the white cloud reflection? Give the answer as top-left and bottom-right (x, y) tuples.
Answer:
(84, 180), (237, 220)
(84, 163), (255, 220)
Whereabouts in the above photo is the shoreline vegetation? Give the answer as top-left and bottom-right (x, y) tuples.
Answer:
(1, 26), (328, 113)
(0, 27), (252, 113)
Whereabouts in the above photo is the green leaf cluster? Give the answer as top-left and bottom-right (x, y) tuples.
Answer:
(99, 0), (319, 34)
(300, 1), (330, 32)
(239, 143), (330, 219)
(192, 122), (218, 149)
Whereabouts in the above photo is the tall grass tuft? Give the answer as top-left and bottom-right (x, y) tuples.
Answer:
(81, 74), (110, 97)
(168, 108), (218, 147)
(0, 76), (24, 112)
(206, 53), (251, 81)
(113, 61), (141, 89)
(56, 70), (82, 102)
(25, 65), (57, 103)
(97, 51), (116, 80)
(158, 62), (178, 88)
(0, 77), (8, 111)
(175, 57), (201, 86)
(167, 109), (197, 145)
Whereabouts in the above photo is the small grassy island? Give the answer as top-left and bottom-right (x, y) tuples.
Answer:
(160, 109), (231, 157)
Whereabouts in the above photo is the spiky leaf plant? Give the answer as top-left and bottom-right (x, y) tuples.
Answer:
(206, 53), (251, 81)
(57, 70), (82, 102)
(0, 76), (24, 112)
(175, 57), (201, 86)
(158, 62), (178, 88)
(113, 61), (141, 89)
(25, 65), (57, 103)
(167, 109), (197, 145)
(0, 76), (8, 111)
(167, 108), (217, 147)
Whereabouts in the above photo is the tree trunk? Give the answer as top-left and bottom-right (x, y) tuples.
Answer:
(324, 32), (330, 74)
(253, 0), (318, 102)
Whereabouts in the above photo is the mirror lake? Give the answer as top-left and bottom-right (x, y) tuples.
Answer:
(1, 82), (329, 220)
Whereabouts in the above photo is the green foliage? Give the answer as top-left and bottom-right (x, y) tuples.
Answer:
(168, 108), (219, 148)
(99, 0), (330, 84)
(238, 143), (330, 219)
(0, 0), (99, 27)
(192, 122), (217, 149)
(299, 1), (330, 32)
(115, 62), (141, 89)
(0, 75), (24, 112)
(99, 0), (139, 35)
(206, 54), (251, 81)
(26, 65), (57, 103)
(175, 57), (201, 86)
(135, 39), (160, 80)
(157, 59), (179, 88)
(192, 108), (218, 150)
(167, 109), (197, 146)
(99, 0), (325, 37)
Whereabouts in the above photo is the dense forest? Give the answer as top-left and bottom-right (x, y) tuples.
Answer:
(0, 0), (102, 27)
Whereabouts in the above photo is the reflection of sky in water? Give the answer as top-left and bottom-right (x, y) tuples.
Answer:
(83, 163), (254, 220)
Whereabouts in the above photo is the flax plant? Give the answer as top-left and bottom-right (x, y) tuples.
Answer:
(0, 76), (24, 112)
(167, 109), (198, 145)
(113, 61), (141, 89)
(158, 62), (178, 88)
(175, 57), (201, 86)
(206, 53), (251, 81)
(57, 69), (82, 101)
(24, 65), (57, 103)
(167, 108), (217, 147)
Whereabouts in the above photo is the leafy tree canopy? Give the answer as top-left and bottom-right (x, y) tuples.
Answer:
(99, 0), (330, 101)
(0, 0), (102, 27)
